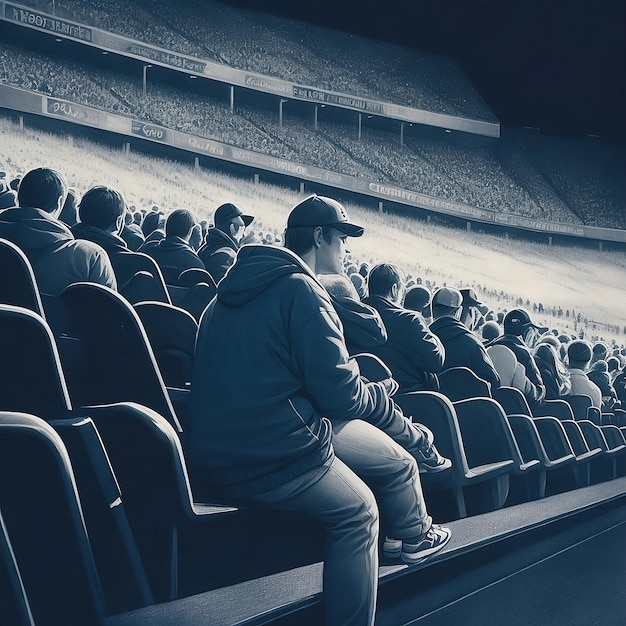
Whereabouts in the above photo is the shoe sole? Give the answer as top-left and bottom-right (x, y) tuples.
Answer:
(382, 525), (448, 560)
(418, 458), (452, 474)
(401, 528), (452, 564)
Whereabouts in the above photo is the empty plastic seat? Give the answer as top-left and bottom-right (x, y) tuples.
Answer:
(167, 283), (216, 321)
(0, 238), (44, 316)
(113, 251), (171, 305)
(134, 301), (198, 390)
(438, 366), (492, 402)
(178, 268), (217, 289)
(395, 391), (514, 520)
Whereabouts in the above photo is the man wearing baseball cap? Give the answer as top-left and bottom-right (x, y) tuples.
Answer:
(198, 202), (254, 283)
(429, 287), (500, 387)
(190, 194), (451, 626)
(487, 308), (546, 404)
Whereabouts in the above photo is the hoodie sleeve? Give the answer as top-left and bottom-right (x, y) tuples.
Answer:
(78, 240), (118, 291)
(291, 281), (422, 450)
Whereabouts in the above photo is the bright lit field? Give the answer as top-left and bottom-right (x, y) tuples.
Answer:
(2, 118), (625, 346)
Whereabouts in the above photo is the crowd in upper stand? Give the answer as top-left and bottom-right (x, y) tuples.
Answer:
(36, 0), (495, 121)
(1, 40), (624, 229)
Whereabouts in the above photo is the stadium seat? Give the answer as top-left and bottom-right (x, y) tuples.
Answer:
(49, 416), (153, 613)
(113, 251), (171, 305)
(0, 304), (72, 418)
(167, 283), (216, 321)
(56, 282), (183, 432)
(75, 402), (324, 601)
(0, 238), (44, 317)
(395, 391), (514, 520)
(178, 268), (217, 289)
(134, 301), (198, 390)
(0, 411), (107, 625)
(438, 367), (492, 402)
(0, 507), (33, 626)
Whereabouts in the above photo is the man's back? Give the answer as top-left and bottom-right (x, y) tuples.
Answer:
(143, 236), (205, 284)
(0, 206), (116, 296)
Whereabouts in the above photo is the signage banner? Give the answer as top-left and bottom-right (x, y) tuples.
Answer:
(4, 3), (92, 41)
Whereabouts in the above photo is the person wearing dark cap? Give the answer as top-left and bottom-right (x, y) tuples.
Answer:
(363, 263), (445, 393)
(429, 287), (500, 387)
(198, 202), (254, 283)
(142, 208), (206, 284)
(481, 320), (502, 344)
(459, 288), (485, 331)
(190, 194), (450, 626)
(566, 340), (602, 408)
(0, 167), (116, 296)
(487, 308), (545, 405)
(404, 285), (432, 322)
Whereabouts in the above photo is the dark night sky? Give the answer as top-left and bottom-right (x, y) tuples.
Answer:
(220, 0), (626, 142)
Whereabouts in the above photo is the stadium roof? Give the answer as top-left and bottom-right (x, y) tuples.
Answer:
(221, 0), (626, 142)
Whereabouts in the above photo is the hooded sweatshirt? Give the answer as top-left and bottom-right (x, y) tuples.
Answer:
(189, 245), (421, 497)
(198, 227), (239, 283)
(429, 315), (500, 387)
(0, 207), (116, 296)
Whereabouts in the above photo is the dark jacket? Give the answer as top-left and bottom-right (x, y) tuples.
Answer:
(0, 206), (116, 296)
(534, 353), (568, 400)
(613, 370), (626, 405)
(327, 293), (387, 356)
(72, 223), (128, 257)
(488, 334), (545, 403)
(198, 227), (239, 284)
(120, 223), (145, 251)
(189, 245), (420, 497)
(587, 370), (617, 400)
(362, 294), (445, 392)
(429, 315), (500, 387)
(142, 236), (205, 284)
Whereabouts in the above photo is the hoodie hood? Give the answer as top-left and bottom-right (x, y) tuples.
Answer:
(202, 226), (238, 252)
(218, 244), (316, 307)
(71, 222), (128, 253)
(0, 207), (74, 253)
(329, 294), (387, 353)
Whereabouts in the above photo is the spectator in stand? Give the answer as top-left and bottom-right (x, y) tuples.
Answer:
(58, 188), (79, 227)
(404, 285), (432, 322)
(0, 167), (116, 295)
(607, 357), (621, 383)
(120, 209), (145, 251)
(188, 222), (203, 251)
(198, 202), (254, 284)
(318, 273), (387, 357)
(0, 180), (17, 209)
(429, 286), (500, 388)
(363, 263), (444, 393)
(459, 288), (485, 332)
(348, 272), (367, 299)
(565, 340), (602, 409)
(189, 194), (451, 626)
(487, 309), (545, 406)
(140, 210), (165, 245)
(481, 320), (502, 344)
(587, 360), (618, 411)
(613, 364), (626, 406)
(533, 343), (572, 400)
(142, 208), (205, 284)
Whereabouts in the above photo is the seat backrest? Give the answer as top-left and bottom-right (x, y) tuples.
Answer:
(0, 508), (34, 626)
(0, 238), (44, 316)
(0, 411), (106, 625)
(395, 391), (470, 476)
(0, 304), (72, 418)
(59, 283), (182, 432)
(566, 394), (593, 421)
(74, 402), (197, 602)
(533, 398), (576, 421)
(134, 301), (198, 389)
(112, 251), (171, 304)
(50, 416), (153, 613)
(168, 283), (216, 321)
(178, 268), (217, 289)
(492, 385), (533, 417)
(438, 366), (492, 402)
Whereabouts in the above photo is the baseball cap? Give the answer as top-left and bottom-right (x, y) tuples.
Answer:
(460, 288), (482, 307)
(432, 286), (463, 308)
(214, 202), (254, 227)
(287, 195), (364, 237)
(503, 308), (538, 334)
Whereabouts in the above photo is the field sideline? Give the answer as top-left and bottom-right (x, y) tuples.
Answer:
(1, 118), (625, 344)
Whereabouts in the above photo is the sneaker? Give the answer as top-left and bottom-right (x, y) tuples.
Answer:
(413, 425), (452, 474)
(383, 525), (451, 564)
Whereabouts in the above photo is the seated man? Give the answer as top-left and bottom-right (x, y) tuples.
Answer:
(317, 272), (387, 356)
(190, 194), (451, 626)
(566, 340), (602, 409)
(487, 308), (545, 406)
(0, 167), (116, 296)
(363, 263), (445, 393)
(429, 287), (500, 388)
(142, 208), (206, 284)
(198, 202), (254, 283)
